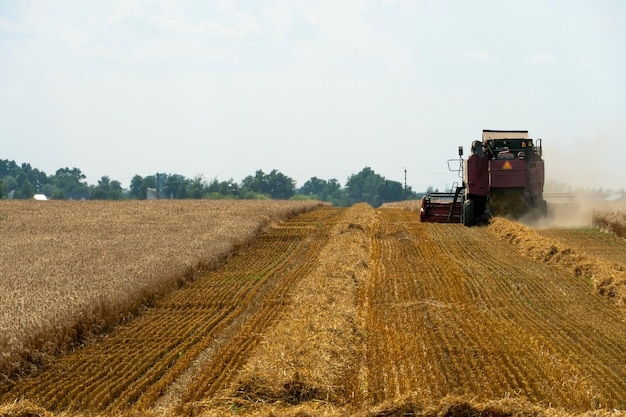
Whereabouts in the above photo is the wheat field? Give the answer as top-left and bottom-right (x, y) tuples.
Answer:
(1, 200), (626, 417)
(0, 199), (325, 383)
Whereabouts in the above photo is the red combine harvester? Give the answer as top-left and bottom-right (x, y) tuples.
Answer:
(420, 129), (547, 226)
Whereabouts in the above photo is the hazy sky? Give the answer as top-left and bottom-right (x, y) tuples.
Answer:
(1, 0), (625, 192)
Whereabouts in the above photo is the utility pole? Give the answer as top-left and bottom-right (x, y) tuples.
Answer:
(404, 167), (407, 200)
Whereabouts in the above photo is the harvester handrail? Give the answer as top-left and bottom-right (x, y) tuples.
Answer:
(536, 138), (542, 157)
(447, 158), (463, 177)
(425, 192), (459, 199)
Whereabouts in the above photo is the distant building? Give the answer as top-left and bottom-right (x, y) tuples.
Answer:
(146, 188), (158, 200)
(33, 194), (48, 201)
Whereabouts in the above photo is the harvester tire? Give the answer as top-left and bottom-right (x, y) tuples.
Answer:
(463, 199), (475, 227)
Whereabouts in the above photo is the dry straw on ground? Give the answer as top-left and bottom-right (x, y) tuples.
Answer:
(0, 199), (324, 383)
(228, 203), (373, 406)
(5, 395), (626, 417)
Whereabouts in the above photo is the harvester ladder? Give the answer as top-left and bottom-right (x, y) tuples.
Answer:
(448, 186), (465, 222)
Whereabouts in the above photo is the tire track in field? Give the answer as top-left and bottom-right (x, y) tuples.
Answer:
(359, 208), (626, 411)
(1, 207), (342, 413)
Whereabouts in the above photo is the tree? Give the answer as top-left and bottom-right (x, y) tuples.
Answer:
(8, 163), (48, 199)
(242, 170), (269, 196)
(164, 174), (188, 199)
(91, 176), (123, 200)
(177, 181), (188, 199)
(2, 176), (17, 197)
(17, 179), (35, 199)
(344, 167), (409, 207)
(300, 177), (327, 196)
(299, 177), (347, 205)
(0, 159), (19, 178)
(14, 171), (35, 199)
(129, 175), (145, 199)
(206, 177), (239, 199)
(345, 167), (385, 207)
(323, 179), (348, 206)
(109, 180), (123, 200)
(0, 160), (52, 199)
(189, 175), (206, 199)
(91, 176), (112, 199)
(242, 169), (295, 199)
(266, 169), (295, 199)
(51, 167), (89, 199)
(379, 179), (406, 204)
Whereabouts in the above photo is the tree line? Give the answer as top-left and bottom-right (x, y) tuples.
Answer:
(0, 159), (419, 207)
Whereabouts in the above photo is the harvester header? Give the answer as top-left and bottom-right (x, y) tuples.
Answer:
(420, 129), (547, 226)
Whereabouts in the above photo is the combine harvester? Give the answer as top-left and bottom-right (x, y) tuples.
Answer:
(420, 129), (548, 226)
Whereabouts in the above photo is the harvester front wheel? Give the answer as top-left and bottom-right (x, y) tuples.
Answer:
(463, 199), (475, 227)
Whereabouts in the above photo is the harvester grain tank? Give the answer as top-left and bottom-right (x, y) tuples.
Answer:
(420, 129), (547, 226)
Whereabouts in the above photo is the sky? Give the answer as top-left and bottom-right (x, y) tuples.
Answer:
(1, 0), (625, 192)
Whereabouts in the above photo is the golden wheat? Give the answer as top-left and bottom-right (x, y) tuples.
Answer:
(0, 199), (324, 382)
(593, 210), (626, 239)
(380, 199), (421, 212)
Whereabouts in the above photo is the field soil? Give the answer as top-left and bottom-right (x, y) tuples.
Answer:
(1, 203), (626, 417)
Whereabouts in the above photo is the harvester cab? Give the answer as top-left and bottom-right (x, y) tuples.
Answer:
(420, 130), (547, 226)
